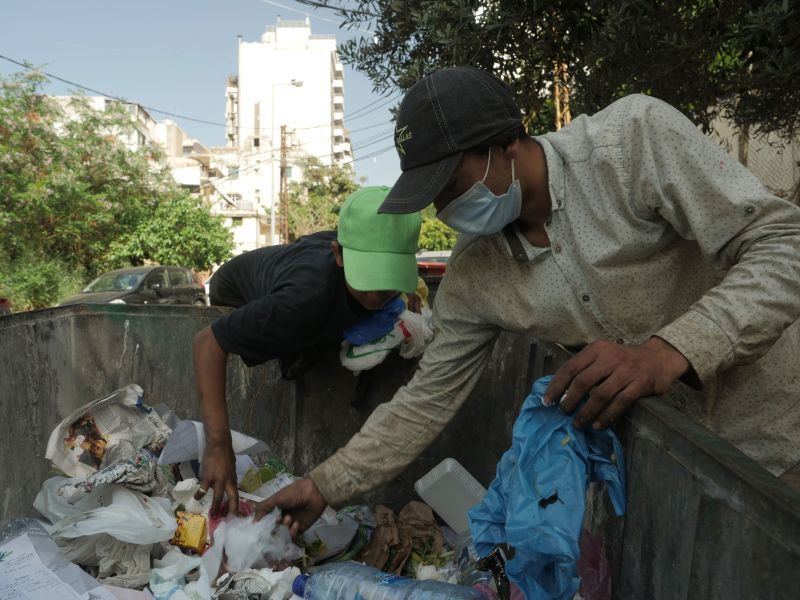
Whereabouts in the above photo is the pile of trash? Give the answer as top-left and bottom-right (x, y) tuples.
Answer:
(0, 384), (509, 600)
(2, 376), (626, 600)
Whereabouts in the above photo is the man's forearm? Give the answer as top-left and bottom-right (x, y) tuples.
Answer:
(194, 326), (232, 445)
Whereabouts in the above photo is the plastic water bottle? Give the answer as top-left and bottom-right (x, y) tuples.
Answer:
(292, 561), (486, 599)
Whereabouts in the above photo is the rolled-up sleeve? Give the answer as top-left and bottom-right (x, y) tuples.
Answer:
(310, 260), (500, 507)
(626, 96), (800, 383)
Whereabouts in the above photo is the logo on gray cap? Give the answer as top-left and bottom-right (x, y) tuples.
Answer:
(394, 125), (413, 156)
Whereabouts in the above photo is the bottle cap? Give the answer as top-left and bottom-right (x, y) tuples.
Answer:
(292, 574), (309, 597)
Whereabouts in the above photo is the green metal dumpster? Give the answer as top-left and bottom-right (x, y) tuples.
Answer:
(1, 304), (798, 598)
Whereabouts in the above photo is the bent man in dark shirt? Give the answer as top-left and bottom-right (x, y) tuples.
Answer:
(193, 186), (422, 514)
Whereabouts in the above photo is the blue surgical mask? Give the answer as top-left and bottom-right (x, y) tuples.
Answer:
(438, 148), (522, 235)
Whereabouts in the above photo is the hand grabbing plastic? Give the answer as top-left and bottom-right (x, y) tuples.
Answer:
(254, 477), (327, 539)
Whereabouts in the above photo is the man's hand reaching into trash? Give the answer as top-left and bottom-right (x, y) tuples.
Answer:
(193, 325), (240, 516)
(196, 438), (240, 516)
(544, 337), (690, 430)
(254, 477), (327, 539)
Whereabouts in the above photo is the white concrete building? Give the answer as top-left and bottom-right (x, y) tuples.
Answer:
(53, 96), (157, 152)
(224, 17), (353, 245)
(152, 120), (217, 197)
(208, 146), (271, 254)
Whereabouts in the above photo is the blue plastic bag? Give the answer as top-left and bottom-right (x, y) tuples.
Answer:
(343, 296), (405, 345)
(468, 376), (626, 600)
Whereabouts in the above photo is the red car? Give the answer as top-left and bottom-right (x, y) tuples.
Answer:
(417, 250), (451, 285)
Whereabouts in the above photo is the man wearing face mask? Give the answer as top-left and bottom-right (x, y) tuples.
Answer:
(257, 67), (800, 534)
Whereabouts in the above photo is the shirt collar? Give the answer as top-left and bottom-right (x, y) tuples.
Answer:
(500, 136), (565, 262)
(533, 135), (566, 212)
(502, 224), (551, 262)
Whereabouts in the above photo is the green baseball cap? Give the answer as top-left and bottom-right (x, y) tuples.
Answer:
(338, 186), (422, 293)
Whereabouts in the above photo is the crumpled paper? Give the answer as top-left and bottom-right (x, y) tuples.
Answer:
(59, 447), (169, 501)
(358, 501), (444, 575)
(213, 567), (300, 600)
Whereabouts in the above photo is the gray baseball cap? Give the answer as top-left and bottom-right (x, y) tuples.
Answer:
(379, 67), (524, 214)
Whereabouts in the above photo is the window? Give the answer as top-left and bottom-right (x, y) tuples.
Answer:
(144, 270), (168, 290)
(229, 166), (239, 179)
(253, 137), (260, 148)
(286, 166), (293, 178)
(232, 217), (243, 226)
(167, 268), (191, 286)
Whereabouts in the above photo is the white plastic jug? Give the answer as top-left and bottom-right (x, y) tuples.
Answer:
(414, 458), (486, 534)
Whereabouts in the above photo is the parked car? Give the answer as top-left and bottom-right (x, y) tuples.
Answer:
(416, 250), (452, 285)
(58, 266), (207, 307)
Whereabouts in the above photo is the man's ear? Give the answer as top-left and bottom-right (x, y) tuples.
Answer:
(504, 138), (524, 160)
(331, 241), (344, 268)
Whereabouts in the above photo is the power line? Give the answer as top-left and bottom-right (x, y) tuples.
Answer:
(294, 93), (400, 131)
(346, 92), (400, 119)
(0, 54), (228, 127)
(207, 128), (393, 185)
(0, 53), (397, 134)
(352, 144), (395, 163)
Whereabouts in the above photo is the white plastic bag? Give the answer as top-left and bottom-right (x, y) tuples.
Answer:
(157, 420), (267, 466)
(340, 323), (405, 372)
(340, 309), (434, 372)
(397, 308), (434, 359)
(35, 479), (176, 588)
(150, 548), (212, 600)
(37, 480), (176, 544)
(202, 511), (303, 580)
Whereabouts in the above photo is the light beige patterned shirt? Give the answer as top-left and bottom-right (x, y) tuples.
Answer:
(311, 94), (800, 507)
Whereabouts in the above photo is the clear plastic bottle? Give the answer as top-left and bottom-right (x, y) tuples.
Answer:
(292, 561), (486, 600)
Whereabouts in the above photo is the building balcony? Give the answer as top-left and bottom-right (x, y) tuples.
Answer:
(333, 111), (344, 121)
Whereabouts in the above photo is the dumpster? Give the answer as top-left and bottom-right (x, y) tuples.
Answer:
(1, 304), (798, 598)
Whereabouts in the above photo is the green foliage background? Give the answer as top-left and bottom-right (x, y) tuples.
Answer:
(287, 155), (360, 239)
(0, 70), (233, 310)
(418, 206), (457, 251)
(299, 0), (800, 138)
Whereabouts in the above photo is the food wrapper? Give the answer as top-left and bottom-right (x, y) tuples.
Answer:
(170, 511), (207, 553)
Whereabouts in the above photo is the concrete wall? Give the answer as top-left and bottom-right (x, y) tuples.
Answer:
(0, 304), (528, 517)
(1, 305), (798, 597)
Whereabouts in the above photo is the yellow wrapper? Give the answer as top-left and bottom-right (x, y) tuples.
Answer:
(170, 511), (207, 553)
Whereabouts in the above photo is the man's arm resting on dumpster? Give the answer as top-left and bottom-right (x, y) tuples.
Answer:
(193, 325), (239, 515)
(548, 96), (800, 428)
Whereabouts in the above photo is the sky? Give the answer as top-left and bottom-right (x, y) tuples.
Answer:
(0, 0), (402, 185)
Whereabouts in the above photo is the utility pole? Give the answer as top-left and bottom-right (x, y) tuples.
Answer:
(279, 125), (289, 244)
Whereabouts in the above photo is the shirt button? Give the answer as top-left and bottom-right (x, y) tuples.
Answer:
(582, 294), (590, 302)
(745, 206), (755, 215)
(616, 338), (624, 344)
(554, 245), (562, 254)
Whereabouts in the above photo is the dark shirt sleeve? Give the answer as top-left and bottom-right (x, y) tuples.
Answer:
(211, 281), (330, 366)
